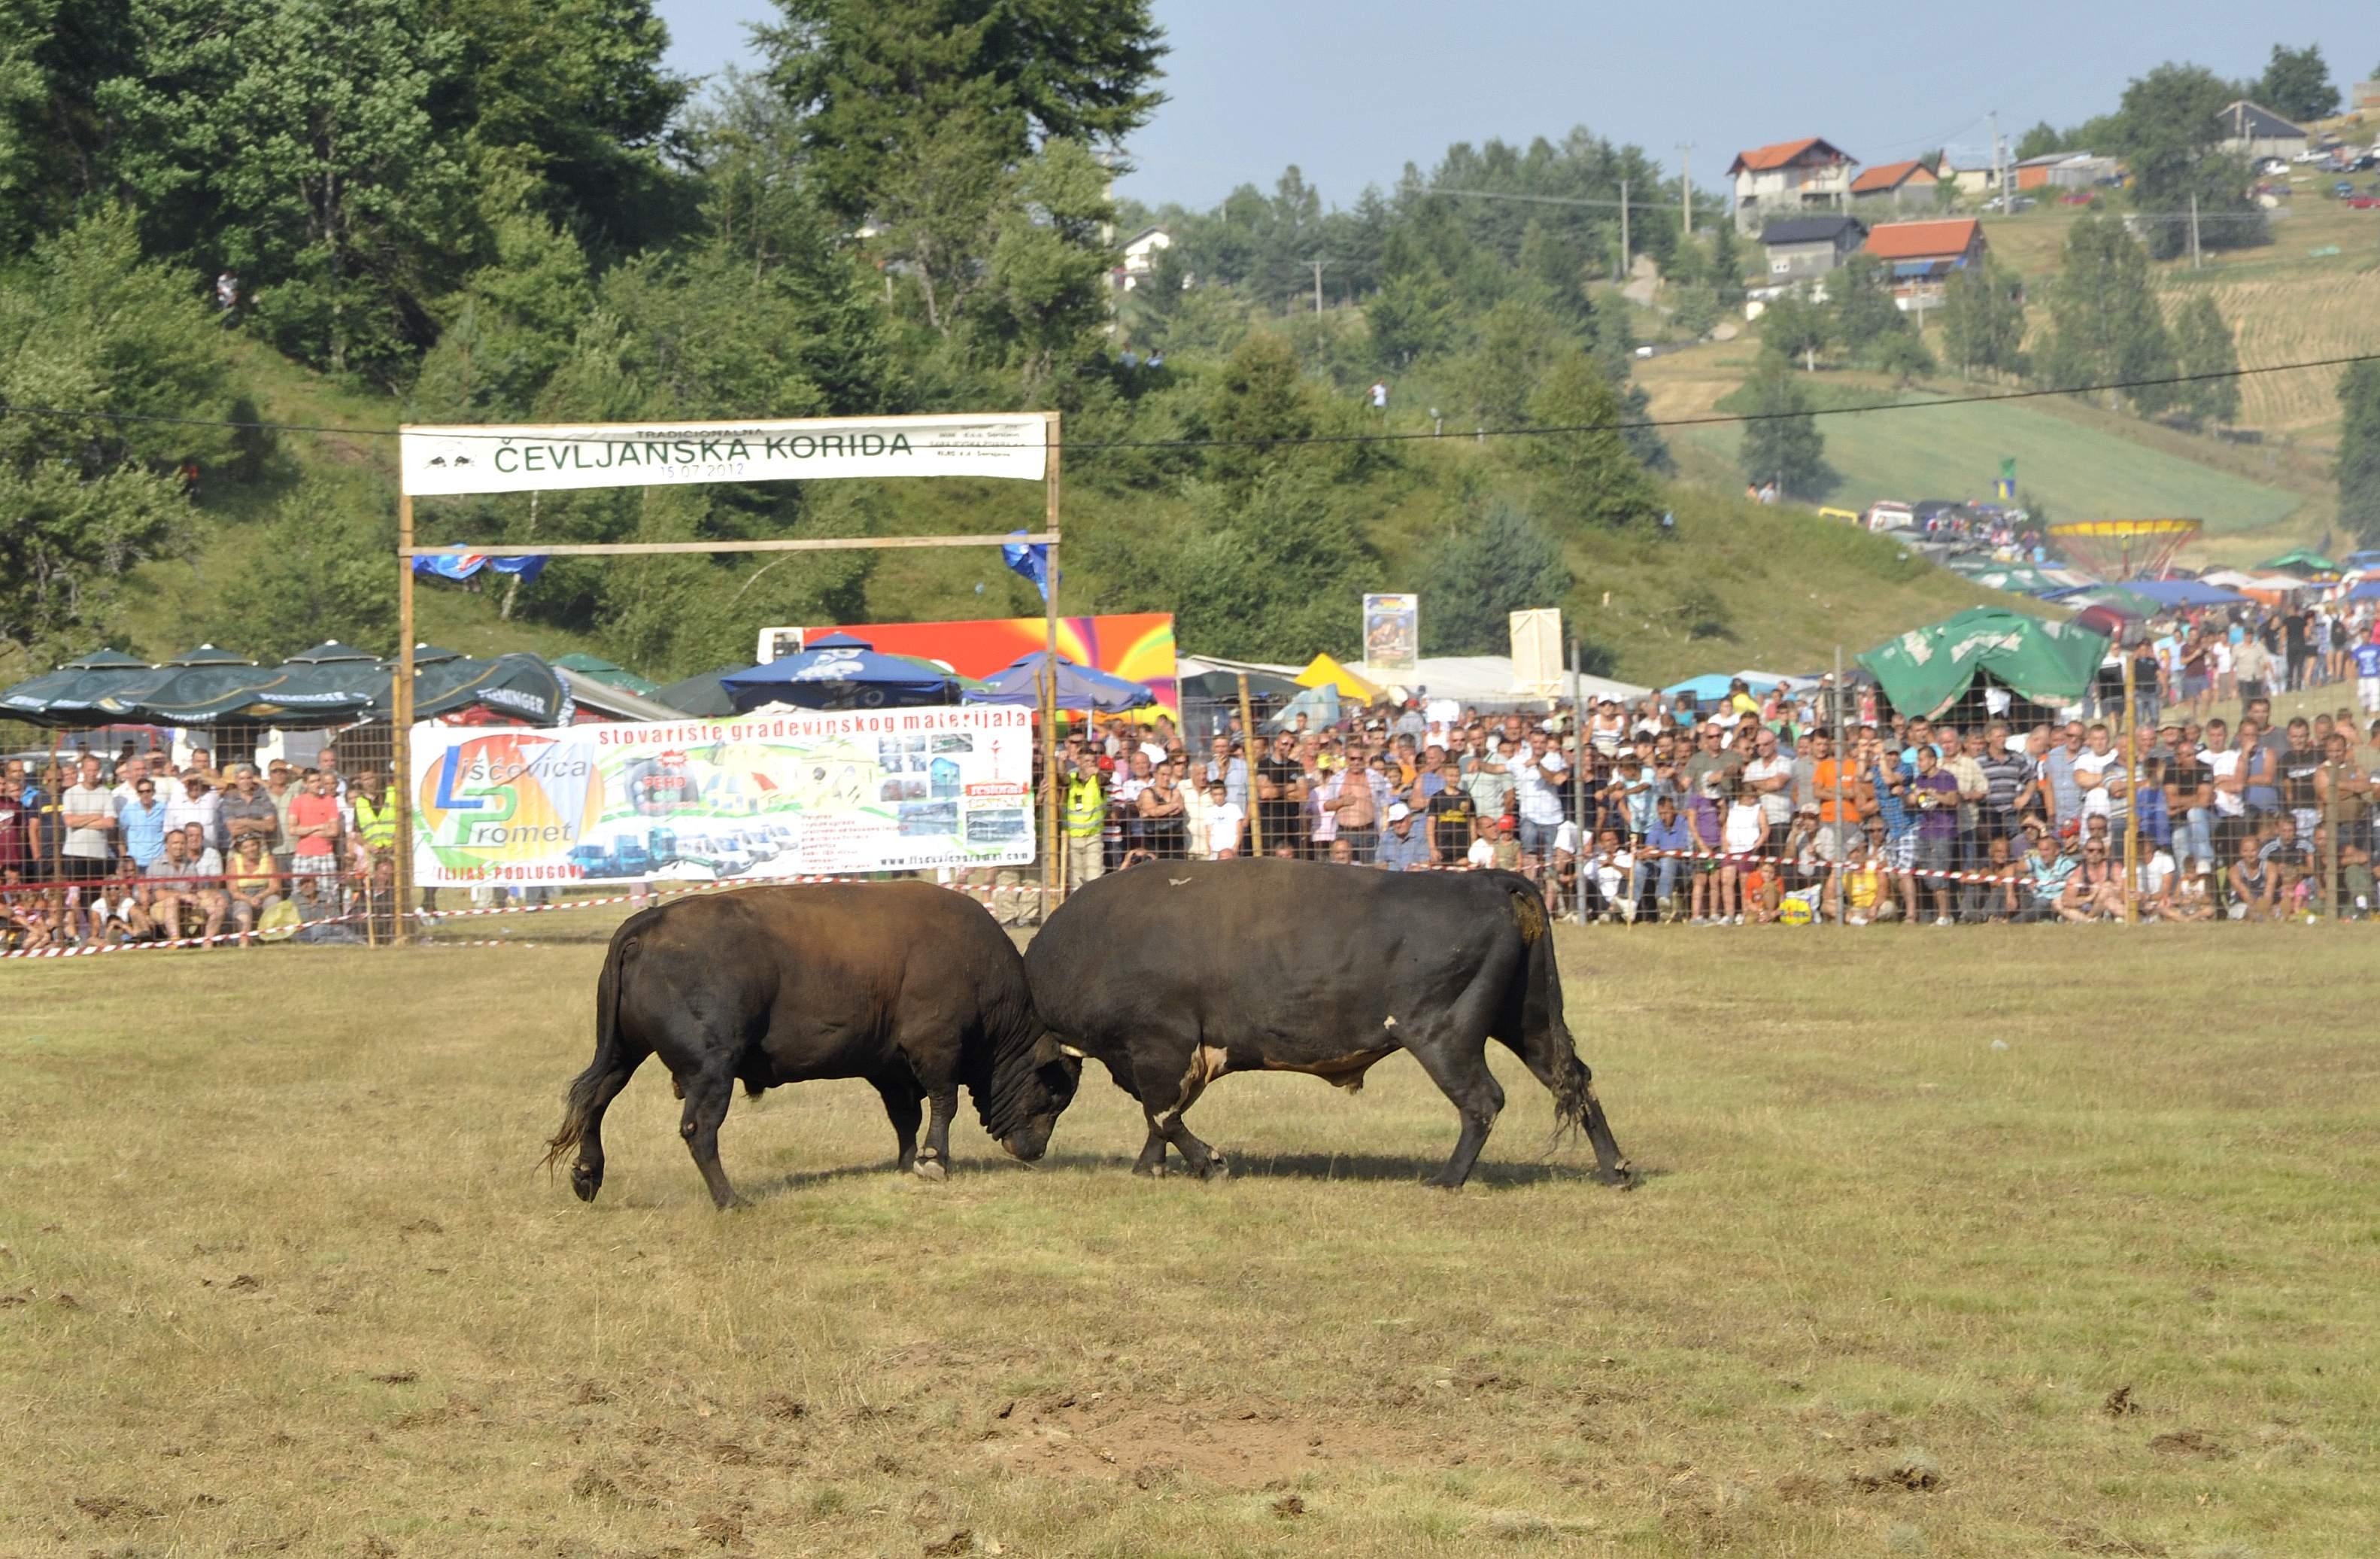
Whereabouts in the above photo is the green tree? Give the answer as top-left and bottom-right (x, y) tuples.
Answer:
(2014, 120), (2063, 160)
(2040, 214), (2177, 414)
(1363, 266), (1456, 366)
(245, 483), (398, 660)
(970, 138), (1118, 391)
(1419, 498), (1573, 656)
(1201, 331), (1317, 495)
(98, 0), (475, 377)
(1870, 327), (1935, 385)
(0, 211), (238, 661)
(1518, 349), (1660, 527)
(2170, 292), (2241, 426)
(1759, 289), (1832, 370)
(757, 0), (1166, 229)
(2336, 360), (2380, 548)
(2256, 43), (2339, 123)
(2111, 62), (2266, 260)
(1829, 251), (1908, 363)
(1705, 221), (1747, 308)
(1938, 262), (2028, 380)
(1445, 296), (1568, 429)
(1738, 352), (1834, 500)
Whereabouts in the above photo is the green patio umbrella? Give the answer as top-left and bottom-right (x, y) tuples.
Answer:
(2255, 547), (2340, 577)
(0, 648), (155, 725)
(1858, 607), (2111, 719)
(552, 652), (663, 697)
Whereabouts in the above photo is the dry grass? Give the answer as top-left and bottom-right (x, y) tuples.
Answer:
(5, 925), (2379, 1556)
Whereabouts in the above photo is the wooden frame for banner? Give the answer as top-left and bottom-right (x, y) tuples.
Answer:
(393, 411), (1064, 946)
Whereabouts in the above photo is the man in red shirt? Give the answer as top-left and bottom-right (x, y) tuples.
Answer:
(289, 770), (345, 889)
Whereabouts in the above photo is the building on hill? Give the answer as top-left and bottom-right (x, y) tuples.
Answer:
(1113, 226), (1172, 290)
(1729, 137), (1859, 232)
(1939, 158), (2000, 199)
(2215, 101), (2308, 162)
(2011, 151), (2117, 192)
(1850, 158), (1939, 211)
(1864, 218), (1986, 305)
(1759, 214), (1868, 283)
(2354, 80), (2380, 114)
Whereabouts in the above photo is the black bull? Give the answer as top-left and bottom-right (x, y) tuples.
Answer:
(543, 883), (1078, 1208)
(1025, 859), (1631, 1187)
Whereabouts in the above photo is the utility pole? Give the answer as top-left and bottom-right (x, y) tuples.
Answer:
(2189, 193), (2202, 270)
(1990, 110), (2002, 209)
(1677, 144), (1695, 235)
(1307, 257), (1327, 313)
(1618, 178), (1630, 281)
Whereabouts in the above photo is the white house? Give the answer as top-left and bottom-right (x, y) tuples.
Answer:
(1728, 137), (1859, 232)
(1114, 226), (1173, 290)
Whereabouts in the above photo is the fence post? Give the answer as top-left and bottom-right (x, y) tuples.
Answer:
(2121, 653), (2137, 923)
(1571, 639), (1587, 922)
(1830, 646), (1847, 925)
(1236, 674), (1261, 859)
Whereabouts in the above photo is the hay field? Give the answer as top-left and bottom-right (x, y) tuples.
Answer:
(5, 925), (2378, 1557)
(2172, 266), (2380, 440)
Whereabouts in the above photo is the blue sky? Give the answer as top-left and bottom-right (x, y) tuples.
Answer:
(656, 2), (2374, 209)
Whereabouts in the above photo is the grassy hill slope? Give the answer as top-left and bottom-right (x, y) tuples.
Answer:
(94, 342), (2054, 693)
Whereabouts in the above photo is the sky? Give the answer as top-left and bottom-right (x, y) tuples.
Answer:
(655, 2), (2375, 211)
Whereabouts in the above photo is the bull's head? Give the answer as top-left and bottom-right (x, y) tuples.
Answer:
(997, 1034), (1082, 1161)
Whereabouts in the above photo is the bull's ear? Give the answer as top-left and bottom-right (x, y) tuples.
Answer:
(1032, 1033), (1062, 1065)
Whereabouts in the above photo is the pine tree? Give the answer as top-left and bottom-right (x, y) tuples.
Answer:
(2042, 214), (2177, 414)
(1419, 499), (1573, 656)
(2171, 293), (2241, 427)
(1939, 263), (2027, 380)
(1519, 350), (1661, 527)
(1739, 351), (1834, 500)
(2335, 362), (2380, 548)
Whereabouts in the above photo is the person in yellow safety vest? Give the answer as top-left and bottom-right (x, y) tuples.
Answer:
(1063, 753), (1107, 890)
(350, 771), (397, 871)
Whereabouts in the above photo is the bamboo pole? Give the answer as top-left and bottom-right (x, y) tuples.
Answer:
(1042, 412), (1062, 917)
(393, 493), (415, 946)
(1237, 674), (1261, 857)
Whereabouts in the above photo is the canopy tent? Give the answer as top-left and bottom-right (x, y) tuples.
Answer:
(1264, 684), (1342, 732)
(1857, 607), (2110, 719)
(1295, 653), (1383, 704)
(551, 652), (663, 697)
(1957, 564), (2096, 596)
(2256, 547), (2340, 579)
(1662, 671), (1783, 704)
(654, 666), (742, 718)
(963, 652), (1157, 714)
(718, 634), (967, 713)
(1179, 665), (1303, 704)
(2119, 579), (2249, 608)
(2046, 518), (2201, 580)
(2345, 578), (2380, 602)
(554, 666), (688, 722)
(0, 645), (565, 728)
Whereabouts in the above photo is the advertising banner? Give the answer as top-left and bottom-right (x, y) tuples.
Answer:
(1362, 593), (1419, 674)
(399, 413), (1050, 497)
(1508, 609), (1565, 697)
(756, 612), (1179, 713)
(406, 707), (1035, 887)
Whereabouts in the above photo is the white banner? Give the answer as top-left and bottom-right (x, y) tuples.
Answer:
(399, 413), (1050, 496)
(405, 707), (1036, 887)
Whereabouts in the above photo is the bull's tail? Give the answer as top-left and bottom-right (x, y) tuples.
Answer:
(540, 916), (644, 1175)
(1495, 873), (1633, 1187)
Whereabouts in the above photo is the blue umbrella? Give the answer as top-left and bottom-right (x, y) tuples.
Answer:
(964, 652), (1156, 713)
(720, 636), (961, 713)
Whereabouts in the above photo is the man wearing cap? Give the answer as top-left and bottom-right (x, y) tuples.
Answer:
(1375, 801), (1434, 871)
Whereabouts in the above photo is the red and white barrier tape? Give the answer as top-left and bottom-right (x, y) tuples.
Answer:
(2, 910), (371, 959)
(403, 874), (1047, 922)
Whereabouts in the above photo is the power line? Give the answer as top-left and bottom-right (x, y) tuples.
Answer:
(3, 351), (2374, 456)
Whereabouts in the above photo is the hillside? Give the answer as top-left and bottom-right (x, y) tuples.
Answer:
(92, 342), (2047, 696)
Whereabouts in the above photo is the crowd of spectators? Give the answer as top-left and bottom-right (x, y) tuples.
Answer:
(1050, 595), (2380, 927)
(0, 743), (401, 951)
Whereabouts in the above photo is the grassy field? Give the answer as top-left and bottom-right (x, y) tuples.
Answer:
(7, 922), (2378, 1556)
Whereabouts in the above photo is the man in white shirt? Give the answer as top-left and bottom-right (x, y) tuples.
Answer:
(2072, 723), (2125, 824)
(1512, 731), (1568, 857)
(1742, 729), (1795, 849)
(164, 770), (226, 854)
(59, 755), (117, 882)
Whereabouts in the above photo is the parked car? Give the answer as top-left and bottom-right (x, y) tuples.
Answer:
(2344, 195), (2380, 209)
(2334, 180), (2357, 198)
(1863, 500), (1915, 533)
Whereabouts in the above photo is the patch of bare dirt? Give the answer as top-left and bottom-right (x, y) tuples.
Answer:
(2053, 1520), (2169, 1557)
(921, 1533), (972, 1557)
(2102, 1385), (2140, 1418)
(2148, 1429), (2230, 1460)
(1270, 1494), (1305, 1518)
(976, 1389), (1421, 1489)
(1771, 1472), (1832, 1504)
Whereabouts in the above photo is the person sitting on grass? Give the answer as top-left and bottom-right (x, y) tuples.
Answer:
(1957, 834), (2023, 923)
(2226, 837), (2278, 921)
(225, 834), (282, 948)
(2166, 866), (2216, 922)
(2014, 826), (2075, 924)
(85, 873), (152, 946)
(2058, 840), (2124, 922)
(1836, 837), (1885, 926)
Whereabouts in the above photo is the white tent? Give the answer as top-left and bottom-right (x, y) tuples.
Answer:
(1177, 652), (1648, 709)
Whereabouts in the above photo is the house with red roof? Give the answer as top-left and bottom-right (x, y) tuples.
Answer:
(1728, 137), (1859, 232)
(1849, 158), (1940, 213)
(1862, 218), (1987, 302)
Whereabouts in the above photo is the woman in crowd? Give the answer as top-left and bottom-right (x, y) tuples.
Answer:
(226, 834), (283, 947)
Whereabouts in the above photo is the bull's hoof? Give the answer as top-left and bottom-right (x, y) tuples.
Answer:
(912, 1156), (947, 1183)
(570, 1162), (600, 1202)
(1198, 1155), (1230, 1182)
(1421, 1172), (1465, 1191)
(1131, 1161), (1167, 1178)
(718, 1193), (754, 1211)
(1599, 1160), (1638, 1190)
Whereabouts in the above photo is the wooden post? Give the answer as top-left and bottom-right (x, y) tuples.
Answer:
(1042, 412), (1062, 916)
(393, 492), (415, 946)
(1236, 674), (1261, 857)
(2120, 652), (2138, 922)
(1571, 639), (1588, 922)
